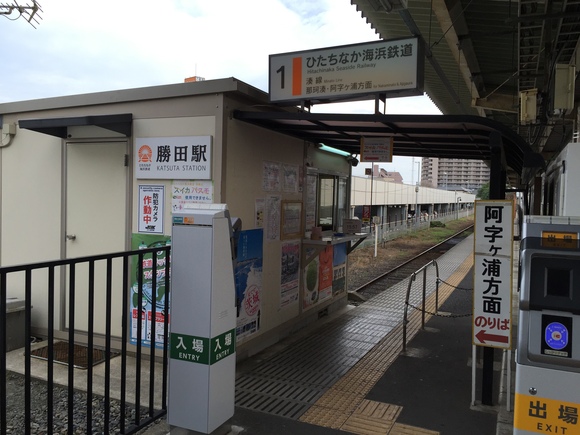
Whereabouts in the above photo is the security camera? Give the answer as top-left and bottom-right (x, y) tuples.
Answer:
(346, 156), (359, 167)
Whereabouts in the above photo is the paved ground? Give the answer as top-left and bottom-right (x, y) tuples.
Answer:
(145, 234), (516, 434)
(6, 232), (516, 435)
(365, 269), (500, 435)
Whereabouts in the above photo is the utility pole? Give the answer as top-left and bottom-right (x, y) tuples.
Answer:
(415, 161), (420, 227)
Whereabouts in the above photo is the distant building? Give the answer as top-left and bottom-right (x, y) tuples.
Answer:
(367, 166), (403, 183)
(421, 157), (489, 192)
(184, 76), (206, 82)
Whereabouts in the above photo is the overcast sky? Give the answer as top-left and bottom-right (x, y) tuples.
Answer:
(1, 0), (441, 183)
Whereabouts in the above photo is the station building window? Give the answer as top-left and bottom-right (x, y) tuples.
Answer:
(316, 174), (348, 232)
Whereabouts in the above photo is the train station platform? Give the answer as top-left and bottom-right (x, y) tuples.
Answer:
(3, 229), (518, 434)
(159, 233), (518, 435)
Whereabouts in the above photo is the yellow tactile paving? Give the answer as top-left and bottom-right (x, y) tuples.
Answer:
(389, 423), (440, 434)
(332, 374), (381, 394)
(355, 400), (401, 421)
(341, 400), (401, 435)
(299, 405), (351, 429)
(299, 253), (474, 435)
(341, 414), (395, 434)
(314, 389), (365, 413)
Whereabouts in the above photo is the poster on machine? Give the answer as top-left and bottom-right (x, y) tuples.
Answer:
(235, 229), (263, 342)
(130, 233), (171, 349)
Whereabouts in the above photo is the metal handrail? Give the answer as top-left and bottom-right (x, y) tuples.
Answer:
(402, 260), (440, 352)
(0, 246), (170, 434)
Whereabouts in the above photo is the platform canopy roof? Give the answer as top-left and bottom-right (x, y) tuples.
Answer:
(236, 0), (580, 189)
(234, 109), (543, 188)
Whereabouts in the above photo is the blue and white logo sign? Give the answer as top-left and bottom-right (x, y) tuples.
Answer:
(545, 322), (568, 350)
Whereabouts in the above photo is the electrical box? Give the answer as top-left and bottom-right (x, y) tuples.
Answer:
(2, 123), (16, 135)
(167, 204), (238, 434)
(553, 64), (575, 111)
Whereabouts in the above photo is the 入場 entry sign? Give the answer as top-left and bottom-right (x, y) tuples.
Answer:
(472, 200), (514, 349)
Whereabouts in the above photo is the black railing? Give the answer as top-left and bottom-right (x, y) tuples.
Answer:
(402, 260), (440, 352)
(0, 246), (170, 434)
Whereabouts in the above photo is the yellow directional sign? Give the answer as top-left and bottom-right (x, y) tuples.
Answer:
(541, 230), (579, 249)
(515, 392), (580, 434)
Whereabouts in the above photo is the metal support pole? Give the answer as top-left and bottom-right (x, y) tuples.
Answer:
(422, 267), (427, 328)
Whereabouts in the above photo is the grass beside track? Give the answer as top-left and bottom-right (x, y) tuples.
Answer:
(347, 216), (475, 286)
(404, 216), (474, 245)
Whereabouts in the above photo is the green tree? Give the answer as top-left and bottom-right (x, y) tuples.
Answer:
(477, 182), (490, 199)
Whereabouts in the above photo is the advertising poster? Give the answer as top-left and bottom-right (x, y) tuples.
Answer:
(262, 161), (281, 191)
(265, 194), (281, 241)
(235, 229), (263, 342)
(280, 240), (300, 308)
(303, 250), (319, 310)
(303, 244), (348, 309)
(318, 245), (333, 302)
(255, 198), (264, 228)
(171, 180), (213, 211)
(332, 243), (348, 296)
(305, 174), (317, 231)
(130, 233), (171, 349)
(282, 164), (298, 192)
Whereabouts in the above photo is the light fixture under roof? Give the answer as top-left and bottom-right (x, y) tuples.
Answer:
(318, 144), (351, 157)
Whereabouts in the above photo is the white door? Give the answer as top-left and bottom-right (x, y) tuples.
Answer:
(65, 141), (128, 334)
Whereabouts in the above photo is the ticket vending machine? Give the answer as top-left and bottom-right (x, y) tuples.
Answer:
(515, 216), (580, 434)
(168, 204), (239, 434)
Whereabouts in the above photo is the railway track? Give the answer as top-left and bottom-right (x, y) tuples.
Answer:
(349, 224), (474, 303)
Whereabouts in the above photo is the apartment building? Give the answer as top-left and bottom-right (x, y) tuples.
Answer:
(421, 157), (490, 192)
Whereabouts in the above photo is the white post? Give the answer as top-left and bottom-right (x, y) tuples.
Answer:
(507, 349), (512, 412)
(373, 218), (379, 257)
(415, 161), (420, 227)
(471, 344), (477, 406)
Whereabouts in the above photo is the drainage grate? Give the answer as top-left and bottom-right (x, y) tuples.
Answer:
(30, 341), (119, 369)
